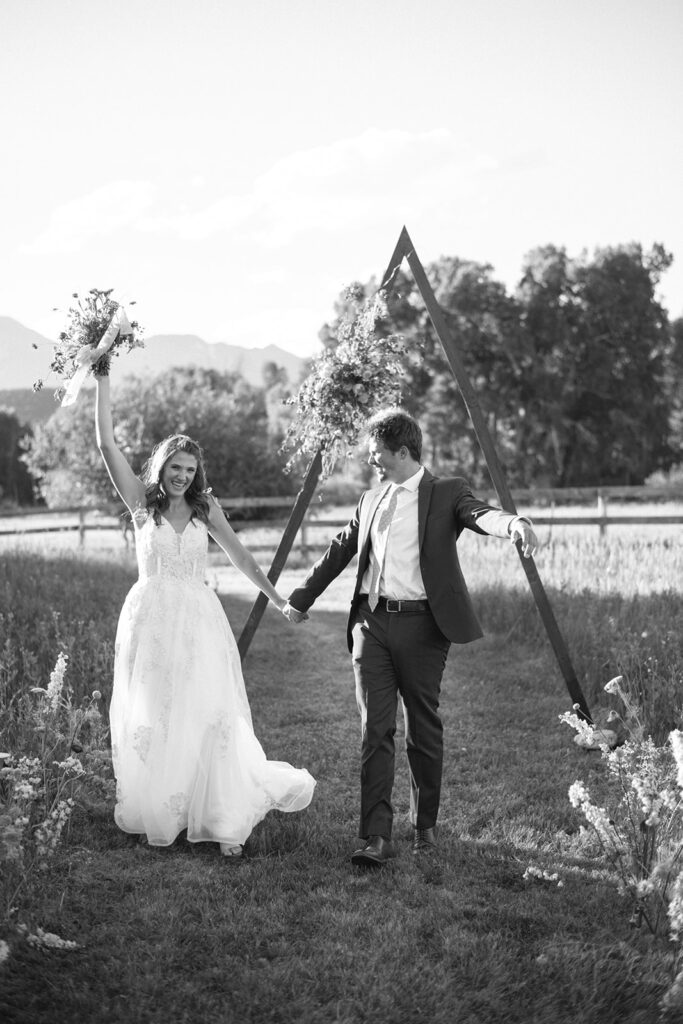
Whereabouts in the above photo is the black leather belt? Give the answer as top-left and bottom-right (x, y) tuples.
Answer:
(370, 597), (430, 613)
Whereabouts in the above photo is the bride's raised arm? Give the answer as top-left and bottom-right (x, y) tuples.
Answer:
(95, 374), (146, 513)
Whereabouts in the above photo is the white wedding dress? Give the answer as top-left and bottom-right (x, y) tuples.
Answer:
(109, 513), (315, 847)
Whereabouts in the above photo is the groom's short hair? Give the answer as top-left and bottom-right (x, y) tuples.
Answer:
(365, 408), (422, 462)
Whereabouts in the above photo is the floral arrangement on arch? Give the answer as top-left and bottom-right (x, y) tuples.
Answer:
(33, 288), (144, 406)
(282, 287), (407, 478)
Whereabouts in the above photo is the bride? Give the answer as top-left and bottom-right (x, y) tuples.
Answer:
(94, 370), (315, 858)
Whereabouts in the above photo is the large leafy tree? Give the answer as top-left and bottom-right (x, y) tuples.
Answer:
(24, 367), (296, 508)
(22, 390), (108, 508)
(518, 243), (674, 485)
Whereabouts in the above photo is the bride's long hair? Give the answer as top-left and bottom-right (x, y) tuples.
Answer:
(141, 435), (211, 525)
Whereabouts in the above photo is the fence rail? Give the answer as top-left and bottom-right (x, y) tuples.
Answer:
(2, 487), (682, 550)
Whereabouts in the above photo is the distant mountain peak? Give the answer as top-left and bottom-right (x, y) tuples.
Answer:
(0, 319), (307, 391)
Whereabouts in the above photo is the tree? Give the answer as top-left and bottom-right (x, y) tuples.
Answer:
(518, 243), (674, 485)
(0, 408), (36, 506)
(21, 391), (109, 508)
(23, 367), (297, 508)
(662, 316), (683, 467)
(261, 361), (294, 441)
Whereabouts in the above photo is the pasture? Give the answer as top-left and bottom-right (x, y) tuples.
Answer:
(1, 513), (682, 1022)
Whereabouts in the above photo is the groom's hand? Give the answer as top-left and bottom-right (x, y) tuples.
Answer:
(282, 602), (309, 624)
(510, 520), (538, 558)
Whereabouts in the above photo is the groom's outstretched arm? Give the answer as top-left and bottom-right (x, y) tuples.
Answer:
(287, 505), (361, 615)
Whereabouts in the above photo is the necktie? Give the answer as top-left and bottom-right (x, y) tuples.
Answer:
(367, 486), (400, 611)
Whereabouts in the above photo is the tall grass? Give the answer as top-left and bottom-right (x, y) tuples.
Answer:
(456, 529), (683, 739)
(0, 548), (134, 748)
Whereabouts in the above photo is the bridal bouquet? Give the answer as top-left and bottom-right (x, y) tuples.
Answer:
(282, 288), (407, 478)
(33, 288), (144, 406)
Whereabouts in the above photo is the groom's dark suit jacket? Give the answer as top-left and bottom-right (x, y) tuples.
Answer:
(289, 469), (517, 651)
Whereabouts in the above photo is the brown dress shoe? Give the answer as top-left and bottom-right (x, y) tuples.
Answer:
(351, 835), (396, 867)
(412, 827), (437, 854)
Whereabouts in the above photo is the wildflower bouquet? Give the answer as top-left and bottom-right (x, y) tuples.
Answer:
(33, 288), (144, 406)
(282, 288), (407, 478)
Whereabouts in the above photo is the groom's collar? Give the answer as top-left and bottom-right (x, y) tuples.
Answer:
(398, 466), (424, 493)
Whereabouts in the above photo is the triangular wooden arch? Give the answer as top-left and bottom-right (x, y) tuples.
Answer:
(238, 226), (591, 722)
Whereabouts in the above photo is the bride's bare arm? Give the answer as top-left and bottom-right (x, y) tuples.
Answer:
(95, 375), (146, 512)
(206, 499), (287, 612)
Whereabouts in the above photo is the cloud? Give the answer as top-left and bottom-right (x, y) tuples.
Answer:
(255, 128), (492, 200)
(140, 192), (253, 240)
(23, 180), (156, 254)
(145, 128), (499, 245)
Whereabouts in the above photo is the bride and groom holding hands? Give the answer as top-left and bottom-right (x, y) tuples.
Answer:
(95, 369), (537, 866)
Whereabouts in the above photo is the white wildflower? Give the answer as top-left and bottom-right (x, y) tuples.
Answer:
(523, 865), (560, 884)
(668, 871), (683, 942)
(603, 675), (623, 696)
(15, 781), (37, 801)
(559, 711), (596, 747)
(46, 652), (69, 712)
(569, 782), (622, 851)
(631, 776), (656, 820)
(53, 756), (85, 777)
(669, 730), (683, 792)
(635, 878), (656, 897)
(23, 926), (79, 952)
(568, 781), (590, 808)
(661, 789), (678, 812)
(34, 799), (74, 860)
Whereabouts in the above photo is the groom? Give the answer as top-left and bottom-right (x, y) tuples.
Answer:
(284, 409), (537, 867)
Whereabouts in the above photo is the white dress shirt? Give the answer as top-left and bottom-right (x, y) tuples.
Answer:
(360, 467), (426, 600)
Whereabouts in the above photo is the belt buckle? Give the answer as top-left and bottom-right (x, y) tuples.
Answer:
(387, 599), (400, 613)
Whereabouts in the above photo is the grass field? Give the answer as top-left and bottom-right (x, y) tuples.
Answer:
(1, 522), (683, 1022)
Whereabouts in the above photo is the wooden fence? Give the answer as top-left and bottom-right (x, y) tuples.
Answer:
(1, 485), (682, 550)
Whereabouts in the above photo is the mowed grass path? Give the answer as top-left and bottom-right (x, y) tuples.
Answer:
(1, 563), (671, 1024)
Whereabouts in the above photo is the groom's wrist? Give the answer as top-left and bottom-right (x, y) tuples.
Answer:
(507, 515), (531, 536)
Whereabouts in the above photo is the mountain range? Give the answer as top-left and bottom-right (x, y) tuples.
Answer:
(0, 316), (309, 423)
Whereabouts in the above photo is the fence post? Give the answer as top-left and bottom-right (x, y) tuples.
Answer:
(299, 519), (309, 559)
(597, 491), (608, 538)
(78, 508), (86, 547)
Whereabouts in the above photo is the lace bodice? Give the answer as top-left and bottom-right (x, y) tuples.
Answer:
(134, 514), (208, 583)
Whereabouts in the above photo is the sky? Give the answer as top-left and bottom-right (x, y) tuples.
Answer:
(1, 0), (682, 358)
